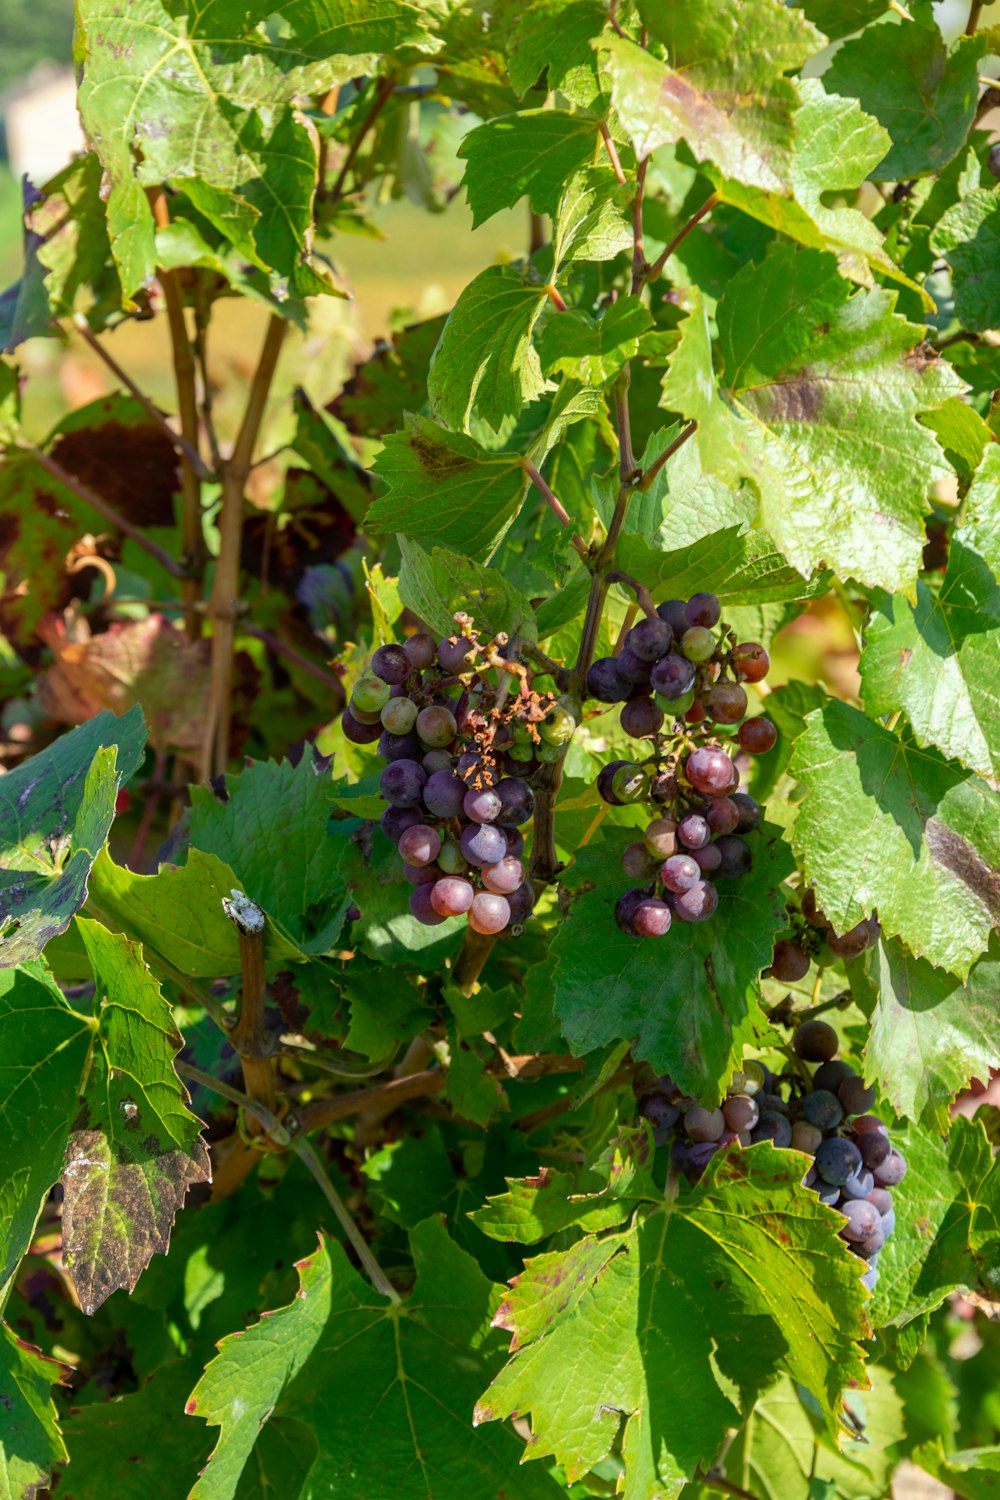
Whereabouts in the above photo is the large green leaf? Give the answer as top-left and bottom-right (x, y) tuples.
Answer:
(477, 1146), (868, 1491)
(601, 0), (822, 193)
(397, 537), (538, 642)
(551, 827), (793, 1103)
(661, 251), (963, 592)
(61, 921), (209, 1314)
(0, 963), (93, 1298)
(864, 935), (1000, 1128)
(427, 265), (549, 433)
(186, 1218), (562, 1500)
(795, 0), (888, 42)
(0, 707), (147, 968)
(505, 0), (608, 107)
(860, 507), (1000, 779)
(366, 414), (528, 562)
(871, 1116), (1000, 1329)
(188, 756), (348, 956)
(616, 526), (829, 607)
(459, 110), (601, 225)
(824, 18), (984, 181)
(931, 187), (1000, 335)
(551, 165), (633, 268)
(0, 1324), (68, 1500)
(790, 700), (1000, 979)
(538, 298), (653, 387)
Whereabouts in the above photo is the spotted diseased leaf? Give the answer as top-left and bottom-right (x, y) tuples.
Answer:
(552, 827), (794, 1103)
(186, 1219), (563, 1500)
(790, 700), (1000, 979)
(459, 110), (602, 226)
(0, 707), (147, 969)
(931, 187), (1000, 335)
(476, 1145), (868, 1490)
(397, 536), (538, 643)
(601, 0), (822, 194)
(662, 251), (963, 592)
(0, 1323), (69, 1500)
(864, 935), (1000, 1129)
(825, 18), (985, 181)
(61, 920), (209, 1314)
(366, 414), (528, 562)
(427, 265), (549, 433)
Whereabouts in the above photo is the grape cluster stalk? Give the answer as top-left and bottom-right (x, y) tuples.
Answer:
(586, 591), (775, 939)
(636, 1019), (903, 1293)
(348, 626), (575, 937)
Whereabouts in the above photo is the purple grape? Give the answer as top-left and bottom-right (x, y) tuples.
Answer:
(793, 1020), (838, 1061)
(827, 922), (874, 960)
(469, 891), (511, 934)
(632, 898), (672, 937)
(626, 616), (673, 661)
(867, 1186), (892, 1216)
(673, 881), (718, 922)
(714, 836), (752, 879)
(403, 861), (438, 885)
(379, 758), (427, 808)
(463, 786), (502, 824)
(638, 1092), (680, 1144)
(380, 805), (422, 843)
(622, 841), (659, 880)
(722, 1094), (758, 1132)
(506, 881), (535, 924)
(422, 770), (466, 819)
(677, 813), (710, 850)
(770, 940), (810, 982)
(661, 854), (700, 893)
(840, 1199), (881, 1242)
(752, 1111), (792, 1147)
(457, 751), (498, 787)
(815, 1137), (862, 1186)
(409, 884), (446, 925)
(650, 653), (697, 699)
(615, 888), (646, 934)
(398, 824), (442, 867)
(861, 1266), (879, 1292)
(685, 592), (721, 628)
(587, 657), (631, 703)
(504, 827), (525, 858)
(693, 843), (722, 874)
(620, 696), (664, 738)
(814, 1059), (855, 1093)
(856, 1228), (885, 1257)
(460, 822), (507, 867)
(342, 709), (382, 745)
(731, 794), (760, 833)
(839, 1075), (876, 1116)
(872, 1150), (907, 1187)
(403, 633), (436, 670)
(803, 1090), (844, 1131)
(371, 643), (411, 685)
(379, 729), (422, 762)
(841, 1168), (875, 1201)
(438, 636), (475, 673)
(686, 1140), (720, 1179)
(706, 797), (740, 836)
(858, 1131), (891, 1170)
(422, 750), (453, 774)
(685, 1105), (725, 1142)
(686, 747), (735, 796)
(813, 1177), (841, 1205)
(495, 777), (534, 826)
(481, 856), (525, 895)
(431, 877), (475, 917)
(881, 1208), (895, 1237)
(656, 599), (689, 634)
(597, 759), (632, 806)
(616, 648), (651, 685)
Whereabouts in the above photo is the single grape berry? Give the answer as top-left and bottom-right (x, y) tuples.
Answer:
(657, 599), (689, 634)
(539, 703), (577, 746)
(422, 750), (453, 774)
(685, 1105), (725, 1142)
(460, 823), (507, 867)
(677, 813), (711, 850)
(753, 1111), (793, 1148)
(793, 1019), (839, 1062)
(839, 1075), (876, 1116)
(495, 777), (535, 826)
(685, 698), (707, 725)
(815, 1137), (862, 1186)
(616, 648), (652, 684)
(661, 854), (700, 893)
(626, 616), (673, 661)
(371, 643), (411, 685)
(873, 1150), (907, 1187)
(409, 884), (446, 926)
(587, 657), (631, 703)
(733, 642), (770, 682)
(814, 1059), (855, 1093)
(714, 835), (752, 880)
(611, 763), (649, 804)
(841, 1168), (875, 1201)
(738, 717), (777, 755)
(437, 636), (476, 673)
(506, 882), (535, 924)
(620, 696), (664, 738)
(463, 786), (502, 824)
(398, 824), (441, 867)
(469, 891), (511, 935)
(731, 793), (760, 833)
(790, 1120), (823, 1154)
(638, 1092), (680, 1144)
(840, 1200), (881, 1243)
(650, 653), (697, 699)
(693, 843), (722, 874)
(803, 1089), (844, 1131)
(622, 841), (660, 880)
(379, 758), (427, 808)
(685, 592), (721, 628)
(353, 674), (392, 714)
(403, 861), (437, 887)
(380, 697), (418, 735)
(827, 921), (874, 960)
(686, 746), (735, 796)
(644, 818), (678, 859)
(632, 898), (672, 938)
(403, 633), (436, 670)
(801, 888), (829, 929)
(680, 626), (716, 663)
(769, 940), (810, 983)
(481, 856), (526, 895)
(416, 705), (458, 749)
(379, 729), (421, 762)
(706, 797), (740, 835)
(705, 681), (748, 724)
(858, 1131), (891, 1170)
(722, 1094), (758, 1132)
(504, 827), (525, 858)
(437, 839), (468, 875)
(673, 881), (719, 922)
(381, 805), (422, 844)
(866, 1186), (892, 1216)
(423, 770), (467, 819)
(342, 708), (383, 745)
(615, 888), (647, 934)
(430, 877), (475, 917)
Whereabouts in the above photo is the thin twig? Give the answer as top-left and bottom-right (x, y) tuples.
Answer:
(647, 194), (719, 282)
(277, 1039), (399, 1078)
(637, 421), (697, 492)
(328, 75), (396, 200)
(21, 444), (187, 578)
(524, 458), (572, 527)
(967, 0), (982, 33)
(615, 372), (636, 481)
(545, 283), (568, 312)
(607, 570), (658, 619)
(176, 1060), (290, 1145)
(293, 1068), (445, 1135)
(599, 121), (626, 185)
(630, 156), (650, 295)
(292, 1135), (401, 1303)
(223, 891), (277, 1126)
(698, 1472), (764, 1500)
(519, 640), (570, 686)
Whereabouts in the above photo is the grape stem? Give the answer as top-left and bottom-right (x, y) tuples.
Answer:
(697, 1471), (764, 1500)
(646, 193), (719, 283)
(606, 570), (658, 620)
(599, 121), (627, 186)
(292, 1134), (402, 1304)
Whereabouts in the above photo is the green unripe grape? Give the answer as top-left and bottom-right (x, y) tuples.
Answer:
(681, 626), (716, 663)
(655, 689), (696, 717)
(380, 696), (418, 734)
(349, 700), (383, 726)
(438, 839), (468, 874)
(611, 763), (649, 804)
(353, 674), (391, 714)
(511, 721), (534, 743)
(508, 740), (535, 762)
(539, 704), (577, 746)
(729, 1060), (766, 1097)
(416, 705), (458, 748)
(536, 741), (563, 763)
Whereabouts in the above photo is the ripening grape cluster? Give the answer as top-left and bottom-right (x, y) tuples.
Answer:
(769, 889), (882, 982)
(586, 592), (774, 939)
(344, 629), (563, 937)
(636, 1019), (903, 1293)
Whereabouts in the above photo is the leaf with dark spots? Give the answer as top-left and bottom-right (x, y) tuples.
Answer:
(328, 314), (446, 438)
(50, 403), (178, 529)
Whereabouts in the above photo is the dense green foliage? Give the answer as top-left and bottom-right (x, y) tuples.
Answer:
(0, 2), (999, 1498)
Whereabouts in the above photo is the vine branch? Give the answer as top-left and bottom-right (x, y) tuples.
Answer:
(292, 1134), (402, 1303)
(647, 193), (719, 282)
(223, 890), (277, 1127)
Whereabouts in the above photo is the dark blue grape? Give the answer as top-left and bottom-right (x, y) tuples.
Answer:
(731, 793), (760, 832)
(858, 1131), (891, 1170)
(380, 805), (422, 843)
(650, 653), (697, 699)
(616, 647), (652, 684)
(840, 1199), (881, 1242)
(814, 1059), (855, 1093)
(506, 881), (535, 924)
(495, 777), (535, 826)
(714, 835), (752, 880)
(657, 599), (689, 634)
(685, 592), (721, 628)
(371, 643), (411, 685)
(379, 758), (427, 808)
(615, 888), (646, 934)
(379, 729), (422, 762)
(839, 1075), (876, 1116)
(423, 769), (467, 819)
(626, 616), (673, 661)
(620, 696), (664, 738)
(815, 1137), (862, 1186)
(802, 1090), (844, 1131)
(841, 1167), (875, 1201)
(587, 657), (631, 703)
(752, 1111), (793, 1148)
(638, 1092), (680, 1145)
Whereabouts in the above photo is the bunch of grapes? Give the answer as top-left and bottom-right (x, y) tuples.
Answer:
(636, 1019), (902, 1293)
(769, 890), (882, 982)
(345, 624), (569, 937)
(586, 592), (774, 939)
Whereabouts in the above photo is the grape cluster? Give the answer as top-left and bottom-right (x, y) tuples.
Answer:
(586, 593), (772, 939)
(636, 1019), (903, 1294)
(769, 890), (881, 982)
(345, 627), (559, 937)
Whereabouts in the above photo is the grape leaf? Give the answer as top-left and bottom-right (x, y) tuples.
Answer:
(864, 935), (1000, 1128)
(871, 1116), (1000, 1329)
(397, 536), (539, 642)
(0, 963), (93, 1297)
(824, 19), (985, 181)
(921, 396), (991, 481)
(965, 446), (1000, 582)
(188, 756), (349, 957)
(859, 511), (1000, 779)
(616, 525), (830, 606)
(795, 0), (888, 42)
(366, 414), (528, 561)
(61, 920), (210, 1314)
(476, 1145), (868, 1490)
(931, 187), (1000, 334)
(506, 0), (608, 106)
(0, 1324), (68, 1500)
(790, 700), (1000, 979)
(427, 265), (549, 433)
(551, 165), (633, 268)
(459, 111), (602, 225)
(538, 298), (654, 387)
(914, 1440), (1000, 1500)
(661, 251), (963, 592)
(551, 826), (794, 1103)
(0, 706), (147, 969)
(601, 0), (822, 193)
(186, 1218), (563, 1500)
